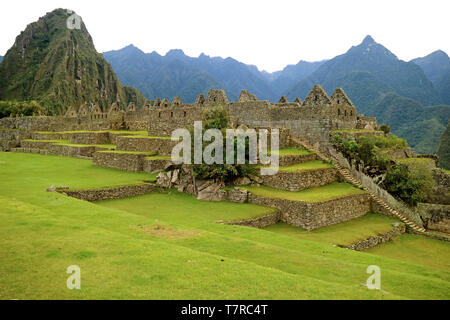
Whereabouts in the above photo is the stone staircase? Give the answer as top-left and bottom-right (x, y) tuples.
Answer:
(289, 136), (426, 232)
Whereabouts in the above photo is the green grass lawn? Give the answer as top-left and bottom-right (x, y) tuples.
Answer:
(0, 152), (449, 300)
(270, 147), (314, 156)
(264, 213), (400, 247)
(277, 160), (333, 172)
(365, 234), (450, 271)
(241, 182), (366, 203)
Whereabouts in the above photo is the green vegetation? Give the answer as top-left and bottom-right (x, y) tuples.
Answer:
(270, 147), (314, 156)
(332, 132), (433, 206)
(264, 213), (400, 247)
(242, 182), (366, 203)
(0, 152), (449, 299)
(379, 124), (391, 135)
(192, 107), (256, 182)
(277, 160), (333, 172)
(383, 164), (433, 206)
(366, 234), (450, 271)
(0, 100), (45, 117)
(437, 121), (450, 170)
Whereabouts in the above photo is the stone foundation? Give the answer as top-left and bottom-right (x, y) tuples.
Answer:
(247, 192), (371, 231)
(226, 212), (281, 228)
(115, 136), (176, 155)
(59, 183), (156, 201)
(261, 168), (339, 191)
(278, 153), (318, 166)
(343, 224), (406, 251)
(143, 158), (172, 173)
(93, 151), (153, 172)
(66, 131), (110, 145)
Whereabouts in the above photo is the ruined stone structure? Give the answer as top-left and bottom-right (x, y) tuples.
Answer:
(0, 85), (373, 153)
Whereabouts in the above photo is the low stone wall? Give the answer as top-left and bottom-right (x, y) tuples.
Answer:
(48, 144), (97, 158)
(21, 140), (56, 150)
(116, 136), (176, 155)
(226, 212), (281, 228)
(343, 224), (406, 251)
(262, 168), (339, 191)
(67, 131), (110, 145)
(413, 203), (450, 233)
(0, 129), (28, 151)
(59, 183), (156, 201)
(226, 188), (249, 203)
(386, 147), (414, 159)
(143, 158), (172, 173)
(31, 132), (65, 140)
(93, 151), (150, 172)
(0, 139), (20, 151)
(247, 192), (371, 231)
(278, 153), (318, 166)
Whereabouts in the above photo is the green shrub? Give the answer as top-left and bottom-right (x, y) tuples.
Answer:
(0, 100), (45, 118)
(190, 107), (256, 183)
(383, 164), (433, 206)
(379, 124), (391, 135)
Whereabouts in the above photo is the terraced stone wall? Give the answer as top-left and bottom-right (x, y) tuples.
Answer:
(248, 193), (371, 230)
(60, 184), (156, 202)
(344, 224), (406, 251)
(226, 212), (281, 228)
(143, 158), (172, 173)
(115, 136), (177, 155)
(93, 152), (149, 172)
(261, 168), (340, 191)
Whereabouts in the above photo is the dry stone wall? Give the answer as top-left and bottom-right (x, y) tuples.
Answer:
(115, 136), (176, 155)
(343, 224), (406, 251)
(143, 158), (172, 173)
(247, 192), (371, 231)
(226, 212), (281, 228)
(261, 168), (339, 191)
(59, 184), (156, 201)
(93, 151), (152, 172)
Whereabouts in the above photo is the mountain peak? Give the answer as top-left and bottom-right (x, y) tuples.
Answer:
(166, 49), (186, 58)
(362, 35), (375, 45)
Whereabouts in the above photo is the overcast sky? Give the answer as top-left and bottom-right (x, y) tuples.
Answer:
(1, 0), (449, 72)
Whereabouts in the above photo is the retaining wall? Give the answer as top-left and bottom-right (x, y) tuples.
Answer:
(93, 151), (151, 172)
(261, 168), (339, 191)
(59, 183), (156, 201)
(248, 192), (371, 230)
(343, 224), (406, 251)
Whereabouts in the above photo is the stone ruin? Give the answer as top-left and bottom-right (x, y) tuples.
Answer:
(238, 90), (258, 102)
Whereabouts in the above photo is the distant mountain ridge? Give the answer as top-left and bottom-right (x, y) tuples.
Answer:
(411, 50), (450, 105)
(103, 45), (323, 103)
(286, 35), (441, 107)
